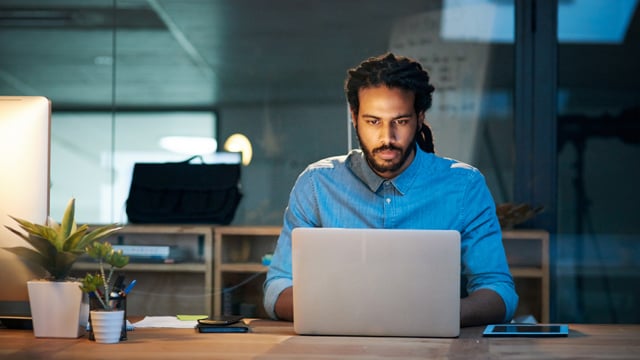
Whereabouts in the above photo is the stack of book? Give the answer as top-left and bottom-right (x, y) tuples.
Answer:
(112, 245), (186, 263)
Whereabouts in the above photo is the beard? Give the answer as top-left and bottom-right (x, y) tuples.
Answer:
(356, 128), (418, 176)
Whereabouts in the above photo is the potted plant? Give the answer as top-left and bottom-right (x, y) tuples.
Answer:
(79, 241), (129, 344)
(2, 198), (121, 338)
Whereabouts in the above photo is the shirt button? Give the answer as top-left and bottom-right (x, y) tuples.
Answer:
(386, 198), (391, 204)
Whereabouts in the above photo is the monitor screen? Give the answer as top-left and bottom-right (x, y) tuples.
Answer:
(0, 96), (51, 323)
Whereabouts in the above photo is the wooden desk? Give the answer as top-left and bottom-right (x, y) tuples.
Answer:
(1, 321), (638, 359)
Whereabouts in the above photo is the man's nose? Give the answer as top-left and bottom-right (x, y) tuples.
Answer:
(379, 122), (395, 144)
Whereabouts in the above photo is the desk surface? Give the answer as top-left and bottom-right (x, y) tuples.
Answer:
(1, 320), (638, 359)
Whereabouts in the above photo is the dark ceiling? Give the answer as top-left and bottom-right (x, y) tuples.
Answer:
(1, 1), (638, 111)
(0, 0), (431, 109)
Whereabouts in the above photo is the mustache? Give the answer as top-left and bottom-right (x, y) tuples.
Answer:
(373, 144), (402, 153)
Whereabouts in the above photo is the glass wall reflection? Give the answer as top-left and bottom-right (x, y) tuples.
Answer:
(555, 0), (640, 323)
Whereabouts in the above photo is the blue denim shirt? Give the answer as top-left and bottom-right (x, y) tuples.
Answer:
(263, 147), (518, 321)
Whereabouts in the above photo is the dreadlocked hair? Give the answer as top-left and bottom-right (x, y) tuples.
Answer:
(344, 52), (436, 153)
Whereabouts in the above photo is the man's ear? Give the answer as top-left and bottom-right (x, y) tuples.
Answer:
(350, 109), (358, 128)
(418, 111), (425, 129)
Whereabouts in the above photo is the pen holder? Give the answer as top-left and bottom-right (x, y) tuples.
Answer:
(88, 293), (127, 341)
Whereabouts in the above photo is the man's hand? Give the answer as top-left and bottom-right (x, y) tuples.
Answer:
(274, 286), (294, 321)
(460, 288), (506, 327)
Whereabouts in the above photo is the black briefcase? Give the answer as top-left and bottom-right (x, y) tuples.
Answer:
(126, 156), (242, 224)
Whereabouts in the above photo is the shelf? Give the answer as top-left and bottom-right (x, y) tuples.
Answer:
(74, 262), (206, 273)
(213, 226), (281, 317)
(502, 229), (549, 323)
(510, 267), (544, 278)
(220, 263), (268, 273)
(106, 224), (213, 235)
(214, 226), (282, 236)
(79, 224), (214, 316)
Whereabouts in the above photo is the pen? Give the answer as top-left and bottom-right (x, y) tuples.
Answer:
(123, 279), (137, 295)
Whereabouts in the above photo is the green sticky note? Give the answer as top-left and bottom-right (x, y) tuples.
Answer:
(176, 314), (208, 321)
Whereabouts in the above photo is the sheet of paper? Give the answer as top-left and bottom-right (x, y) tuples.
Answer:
(133, 316), (198, 328)
(176, 314), (208, 321)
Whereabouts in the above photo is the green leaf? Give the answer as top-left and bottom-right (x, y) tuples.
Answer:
(106, 248), (130, 268)
(88, 242), (112, 259)
(75, 225), (121, 251)
(83, 224), (121, 243)
(79, 273), (104, 293)
(3, 197), (123, 281)
(51, 252), (78, 281)
(8, 217), (58, 246)
(47, 216), (60, 233)
(2, 246), (48, 270)
(59, 198), (75, 240)
(63, 225), (89, 252)
(4, 226), (54, 257)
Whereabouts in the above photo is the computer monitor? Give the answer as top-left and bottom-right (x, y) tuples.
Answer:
(0, 96), (51, 327)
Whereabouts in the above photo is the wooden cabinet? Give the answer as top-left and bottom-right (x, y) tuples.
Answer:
(74, 225), (279, 318)
(72, 225), (214, 316)
(213, 226), (281, 317)
(502, 229), (550, 323)
(210, 227), (550, 321)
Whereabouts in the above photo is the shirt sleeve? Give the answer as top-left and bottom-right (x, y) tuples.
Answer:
(263, 169), (318, 319)
(262, 229), (292, 319)
(459, 171), (519, 322)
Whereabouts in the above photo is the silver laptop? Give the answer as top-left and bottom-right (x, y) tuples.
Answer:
(292, 227), (461, 338)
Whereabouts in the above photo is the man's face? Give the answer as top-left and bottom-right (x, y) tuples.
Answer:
(352, 86), (423, 179)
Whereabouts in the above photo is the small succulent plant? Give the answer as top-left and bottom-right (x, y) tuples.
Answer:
(79, 242), (129, 311)
(2, 198), (121, 281)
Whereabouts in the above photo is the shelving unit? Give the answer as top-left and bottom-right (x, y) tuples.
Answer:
(502, 229), (550, 323)
(213, 226), (281, 317)
(72, 225), (214, 316)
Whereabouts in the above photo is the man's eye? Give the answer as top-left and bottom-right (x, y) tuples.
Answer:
(395, 119), (410, 125)
(367, 119), (380, 125)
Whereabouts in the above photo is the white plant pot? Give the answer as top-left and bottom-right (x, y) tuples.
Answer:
(90, 310), (125, 344)
(27, 280), (89, 338)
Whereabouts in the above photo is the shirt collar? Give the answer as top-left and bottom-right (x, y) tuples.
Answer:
(346, 146), (430, 194)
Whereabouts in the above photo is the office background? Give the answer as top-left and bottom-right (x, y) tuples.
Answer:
(1, 0), (638, 324)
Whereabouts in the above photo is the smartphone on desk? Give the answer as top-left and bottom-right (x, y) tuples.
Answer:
(196, 315), (249, 333)
(197, 315), (244, 326)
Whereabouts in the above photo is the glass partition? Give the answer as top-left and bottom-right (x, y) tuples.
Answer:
(2, 0), (517, 227)
(555, 0), (640, 323)
(50, 111), (216, 223)
(384, 0), (516, 204)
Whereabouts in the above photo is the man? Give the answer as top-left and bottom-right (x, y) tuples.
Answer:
(263, 53), (518, 327)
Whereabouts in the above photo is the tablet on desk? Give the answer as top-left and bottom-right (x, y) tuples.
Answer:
(483, 324), (569, 337)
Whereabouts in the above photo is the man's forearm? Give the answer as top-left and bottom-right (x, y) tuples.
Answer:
(460, 288), (506, 327)
(274, 286), (294, 321)
(275, 286), (504, 325)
